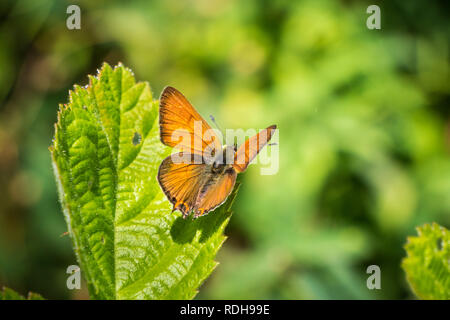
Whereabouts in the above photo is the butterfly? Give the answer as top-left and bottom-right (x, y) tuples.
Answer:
(157, 86), (277, 218)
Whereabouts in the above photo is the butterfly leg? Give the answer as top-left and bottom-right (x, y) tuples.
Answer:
(193, 209), (206, 219)
(173, 200), (192, 219)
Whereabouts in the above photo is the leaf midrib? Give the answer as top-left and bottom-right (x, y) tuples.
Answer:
(89, 68), (125, 299)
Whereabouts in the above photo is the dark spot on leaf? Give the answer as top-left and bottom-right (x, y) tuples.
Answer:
(132, 132), (141, 146)
(436, 238), (443, 251)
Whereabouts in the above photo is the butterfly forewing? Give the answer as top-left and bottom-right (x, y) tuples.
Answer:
(159, 86), (222, 157)
(233, 125), (277, 173)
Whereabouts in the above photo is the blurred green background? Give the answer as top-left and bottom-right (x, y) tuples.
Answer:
(0, 0), (449, 299)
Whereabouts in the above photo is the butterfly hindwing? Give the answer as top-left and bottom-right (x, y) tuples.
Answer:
(157, 152), (237, 218)
(157, 153), (209, 217)
(193, 168), (237, 218)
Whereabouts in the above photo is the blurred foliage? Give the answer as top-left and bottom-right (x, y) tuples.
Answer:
(0, 0), (448, 299)
(0, 286), (44, 300)
(402, 223), (449, 300)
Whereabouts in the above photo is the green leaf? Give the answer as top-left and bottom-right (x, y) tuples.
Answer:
(50, 63), (237, 299)
(0, 287), (44, 300)
(402, 223), (450, 300)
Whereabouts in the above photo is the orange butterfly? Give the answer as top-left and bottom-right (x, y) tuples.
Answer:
(157, 86), (276, 218)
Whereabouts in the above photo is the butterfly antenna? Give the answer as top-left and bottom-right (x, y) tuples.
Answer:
(209, 115), (224, 136)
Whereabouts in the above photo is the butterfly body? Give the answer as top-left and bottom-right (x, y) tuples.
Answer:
(157, 86), (276, 219)
(211, 145), (236, 167)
